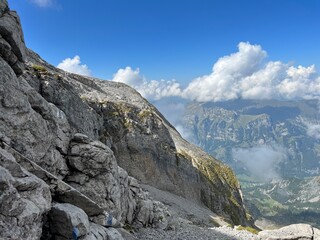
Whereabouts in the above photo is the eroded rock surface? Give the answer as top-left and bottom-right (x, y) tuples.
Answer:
(0, 148), (51, 240)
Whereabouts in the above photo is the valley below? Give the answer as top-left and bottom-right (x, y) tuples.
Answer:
(239, 175), (320, 229)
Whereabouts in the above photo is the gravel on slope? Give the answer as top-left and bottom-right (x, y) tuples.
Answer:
(132, 184), (258, 240)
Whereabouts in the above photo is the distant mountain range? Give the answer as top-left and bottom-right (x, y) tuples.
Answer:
(178, 99), (320, 228)
(181, 99), (320, 179)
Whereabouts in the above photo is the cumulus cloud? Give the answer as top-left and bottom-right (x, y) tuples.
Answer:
(306, 123), (320, 139)
(183, 42), (320, 102)
(112, 66), (144, 86)
(108, 42), (320, 103)
(57, 56), (91, 76)
(29, 0), (54, 7)
(302, 119), (320, 140)
(112, 66), (182, 100)
(232, 145), (287, 181)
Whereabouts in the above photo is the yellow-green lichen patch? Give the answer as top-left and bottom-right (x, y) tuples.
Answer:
(237, 225), (260, 235)
(32, 64), (47, 72)
(138, 109), (152, 120)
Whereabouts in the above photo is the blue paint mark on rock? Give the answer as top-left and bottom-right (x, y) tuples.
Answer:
(72, 227), (79, 240)
(106, 214), (113, 226)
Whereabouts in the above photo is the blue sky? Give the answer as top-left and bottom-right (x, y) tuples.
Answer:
(8, 0), (320, 85)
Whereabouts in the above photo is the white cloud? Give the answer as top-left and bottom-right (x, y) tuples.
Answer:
(56, 42), (320, 103)
(233, 145), (287, 181)
(112, 66), (182, 100)
(57, 55), (91, 76)
(183, 42), (320, 102)
(306, 123), (320, 140)
(29, 0), (54, 7)
(112, 66), (144, 86)
(301, 118), (320, 140)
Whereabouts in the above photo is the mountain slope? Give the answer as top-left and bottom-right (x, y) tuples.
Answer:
(0, 1), (251, 239)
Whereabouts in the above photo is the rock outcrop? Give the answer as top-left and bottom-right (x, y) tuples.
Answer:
(0, 3), (169, 237)
(0, 148), (51, 239)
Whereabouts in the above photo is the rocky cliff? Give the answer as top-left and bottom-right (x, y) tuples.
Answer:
(0, 1), (251, 239)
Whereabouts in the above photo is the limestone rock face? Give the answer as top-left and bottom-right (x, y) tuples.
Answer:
(0, 148), (51, 240)
(0, 56), (71, 179)
(0, 2), (26, 75)
(67, 135), (169, 226)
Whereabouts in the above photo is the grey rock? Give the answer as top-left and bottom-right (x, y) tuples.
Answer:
(0, 0), (8, 17)
(104, 228), (124, 240)
(49, 203), (90, 239)
(0, 34), (17, 65)
(313, 227), (320, 240)
(5, 143), (105, 216)
(90, 212), (123, 228)
(0, 57), (71, 179)
(258, 223), (314, 240)
(56, 188), (105, 216)
(73, 133), (90, 143)
(136, 199), (154, 226)
(82, 223), (124, 240)
(83, 223), (109, 240)
(0, 149), (51, 240)
(0, 10), (26, 75)
(67, 139), (168, 226)
(37, 72), (103, 140)
(68, 140), (113, 177)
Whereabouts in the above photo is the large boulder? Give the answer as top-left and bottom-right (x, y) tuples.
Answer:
(49, 203), (90, 239)
(258, 224), (317, 240)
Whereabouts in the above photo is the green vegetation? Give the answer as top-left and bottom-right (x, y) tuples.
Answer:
(237, 225), (259, 234)
(32, 64), (47, 72)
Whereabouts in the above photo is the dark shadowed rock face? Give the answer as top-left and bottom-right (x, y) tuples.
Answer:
(0, 1), (252, 239)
